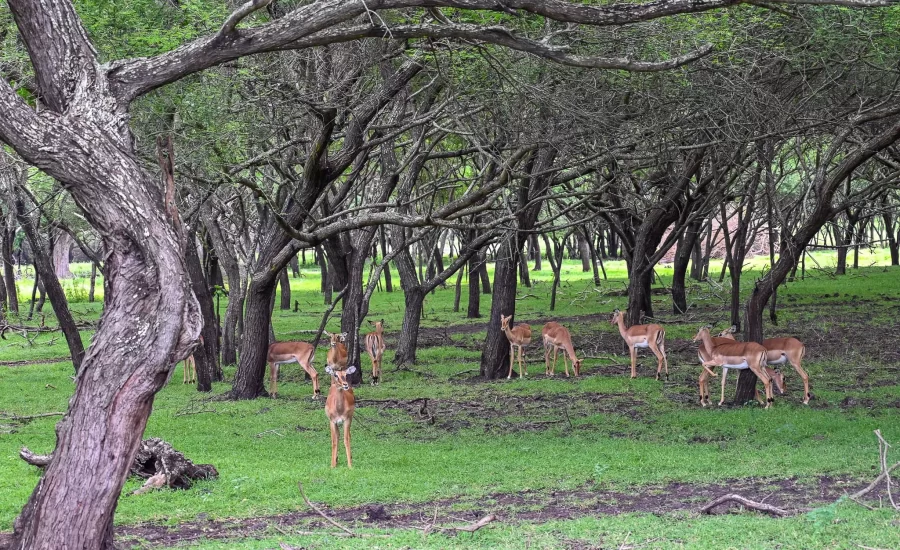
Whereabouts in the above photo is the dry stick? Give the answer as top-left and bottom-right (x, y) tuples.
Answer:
(1, 411), (64, 421)
(874, 429), (898, 510)
(297, 482), (357, 537)
(448, 514), (496, 533)
(849, 462), (900, 500)
(699, 494), (789, 517)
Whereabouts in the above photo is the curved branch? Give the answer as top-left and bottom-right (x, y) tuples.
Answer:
(219, 0), (274, 37)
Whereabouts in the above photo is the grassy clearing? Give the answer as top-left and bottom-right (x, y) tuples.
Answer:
(1, 253), (899, 548)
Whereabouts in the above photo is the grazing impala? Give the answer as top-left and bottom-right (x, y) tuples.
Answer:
(541, 322), (582, 377)
(365, 319), (386, 385)
(696, 329), (783, 407)
(693, 326), (774, 408)
(267, 341), (317, 399)
(610, 309), (669, 380)
(501, 314), (532, 379)
(717, 326), (807, 404)
(324, 364), (357, 468)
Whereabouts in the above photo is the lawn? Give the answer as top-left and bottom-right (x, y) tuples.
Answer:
(1, 252), (899, 549)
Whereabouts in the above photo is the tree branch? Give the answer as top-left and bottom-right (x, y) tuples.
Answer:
(219, 0), (274, 37)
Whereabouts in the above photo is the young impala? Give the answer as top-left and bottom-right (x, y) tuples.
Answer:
(501, 314), (532, 379)
(611, 309), (669, 380)
(541, 322), (582, 377)
(267, 341), (318, 399)
(182, 354), (196, 385)
(693, 326), (774, 409)
(364, 319), (386, 385)
(717, 326), (809, 404)
(324, 331), (354, 468)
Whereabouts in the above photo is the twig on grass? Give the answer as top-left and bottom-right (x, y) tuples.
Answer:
(255, 429), (284, 438)
(449, 514), (497, 532)
(0, 411), (64, 421)
(173, 408), (217, 417)
(298, 482), (357, 537)
(449, 368), (479, 378)
(700, 494), (790, 517)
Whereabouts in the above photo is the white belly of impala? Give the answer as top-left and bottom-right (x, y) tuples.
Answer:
(722, 361), (750, 369)
(634, 341), (650, 349)
(767, 355), (788, 365)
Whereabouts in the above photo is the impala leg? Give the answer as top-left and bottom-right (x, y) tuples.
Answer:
(751, 363), (773, 409)
(630, 347), (637, 379)
(791, 356), (811, 405)
(563, 350), (570, 377)
(659, 336), (669, 381)
(344, 417), (353, 469)
(719, 367), (728, 406)
(330, 421), (339, 468)
(270, 362), (279, 398)
(518, 345), (525, 378)
(543, 342), (550, 375)
(507, 343), (515, 379)
(183, 359), (188, 384)
(698, 368), (708, 407)
(650, 342), (663, 381)
(300, 361), (319, 399)
(552, 346), (559, 376)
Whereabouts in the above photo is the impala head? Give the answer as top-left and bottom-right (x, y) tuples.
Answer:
(717, 325), (738, 340)
(324, 331), (348, 347)
(610, 309), (621, 324)
(325, 365), (357, 390)
(368, 319), (385, 333)
(766, 367), (785, 394)
(501, 314), (512, 330)
(692, 326), (712, 343)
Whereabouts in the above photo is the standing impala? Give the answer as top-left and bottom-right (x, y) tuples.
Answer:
(325, 364), (356, 468)
(541, 322), (582, 377)
(501, 314), (532, 379)
(717, 326), (807, 404)
(182, 354), (196, 385)
(267, 340), (318, 399)
(696, 328), (783, 407)
(610, 309), (669, 380)
(693, 326), (774, 408)
(364, 319), (386, 386)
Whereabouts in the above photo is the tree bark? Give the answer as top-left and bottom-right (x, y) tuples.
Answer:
(379, 226), (393, 292)
(230, 276), (278, 398)
(578, 231), (591, 272)
(185, 229), (222, 390)
(467, 251), (482, 318)
(2, 223), (18, 314)
(479, 236), (517, 378)
(51, 228), (73, 279)
(672, 220), (701, 314)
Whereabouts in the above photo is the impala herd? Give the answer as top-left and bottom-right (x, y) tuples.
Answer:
(243, 308), (808, 467)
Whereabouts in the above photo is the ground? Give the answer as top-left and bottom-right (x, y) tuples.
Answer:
(0, 252), (899, 549)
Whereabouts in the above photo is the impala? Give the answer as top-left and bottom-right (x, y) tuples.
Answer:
(325, 331), (349, 371)
(182, 354), (196, 385)
(696, 329), (783, 407)
(693, 326), (774, 408)
(364, 320), (386, 385)
(267, 341), (317, 399)
(541, 322), (582, 377)
(325, 364), (357, 468)
(610, 309), (669, 380)
(501, 314), (532, 379)
(717, 326), (810, 404)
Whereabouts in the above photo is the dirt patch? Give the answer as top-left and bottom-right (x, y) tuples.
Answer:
(110, 475), (873, 548)
(356, 391), (646, 437)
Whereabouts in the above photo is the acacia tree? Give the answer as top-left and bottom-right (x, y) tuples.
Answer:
(0, 0), (892, 547)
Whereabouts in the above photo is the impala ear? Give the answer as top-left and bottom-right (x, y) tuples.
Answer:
(325, 366), (334, 375)
(324, 330), (332, 337)
(380, 318), (384, 325)
(728, 325), (737, 333)
(346, 366), (357, 374)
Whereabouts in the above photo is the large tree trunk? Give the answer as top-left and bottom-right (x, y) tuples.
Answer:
(379, 226), (393, 292)
(479, 236), (517, 378)
(394, 286), (425, 366)
(466, 251), (482, 318)
(14, 197), (85, 372)
(51, 227), (73, 279)
(230, 277), (278, 399)
(529, 233), (541, 271)
(883, 209), (899, 266)
(578, 232), (591, 272)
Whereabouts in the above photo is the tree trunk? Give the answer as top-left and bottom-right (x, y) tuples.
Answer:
(530, 233), (541, 271)
(578, 232), (591, 272)
(394, 286), (425, 366)
(479, 260), (491, 294)
(278, 267), (291, 310)
(230, 278), (277, 399)
(479, 237), (517, 378)
(15, 199), (85, 372)
(1, 225), (18, 314)
(518, 243), (531, 287)
(582, 227), (603, 285)
(834, 222), (849, 275)
(379, 226), (393, 292)
(290, 255), (300, 278)
(89, 262), (97, 302)
(467, 252), (482, 318)
(883, 210), (899, 265)
(672, 221), (700, 315)
(51, 227), (73, 279)
(185, 229), (222, 390)
(453, 268), (463, 312)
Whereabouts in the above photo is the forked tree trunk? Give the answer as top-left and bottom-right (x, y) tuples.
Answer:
(480, 236), (517, 378)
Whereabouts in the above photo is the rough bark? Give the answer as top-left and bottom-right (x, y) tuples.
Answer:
(278, 267), (291, 310)
(2, 212), (19, 315)
(466, 250), (482, 318)
(51, 228), (73, 279)
(479, 236), (518, 378)
(671, 220), (701, 314)
(185, 229), (222, 390)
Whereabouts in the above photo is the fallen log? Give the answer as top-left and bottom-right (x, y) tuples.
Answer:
(700, 494), (789, 517)
(20, 437), (217, 494)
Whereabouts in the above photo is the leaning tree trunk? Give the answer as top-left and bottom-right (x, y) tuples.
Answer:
(14, 197), (85, 372)
(278, 267), (291, 310)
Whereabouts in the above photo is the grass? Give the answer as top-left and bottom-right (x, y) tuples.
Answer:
(1, 252), (899, 548)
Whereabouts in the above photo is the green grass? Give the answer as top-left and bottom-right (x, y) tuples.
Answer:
(1, 253), (899, 548)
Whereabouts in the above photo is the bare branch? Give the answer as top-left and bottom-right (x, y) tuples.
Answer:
(219, 0), (274, 37)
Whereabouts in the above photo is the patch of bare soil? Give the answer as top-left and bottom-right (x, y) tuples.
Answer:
(111, 475), (871, 548)
(355, 391), (646, 437)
